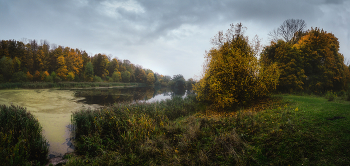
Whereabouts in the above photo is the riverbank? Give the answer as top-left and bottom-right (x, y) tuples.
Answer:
(2, 94), (350, 165)
(66, 94), (350, 165)
(0, 82), (147, 90)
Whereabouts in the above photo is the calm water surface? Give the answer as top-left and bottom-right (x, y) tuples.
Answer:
(0, 87), (184, 158)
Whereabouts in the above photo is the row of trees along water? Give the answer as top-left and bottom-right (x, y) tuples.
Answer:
(0, 39), (195, 89)
(194, 20), (350, 110)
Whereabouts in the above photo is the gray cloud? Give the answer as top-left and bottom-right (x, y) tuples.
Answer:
(0, 0), (349, 79)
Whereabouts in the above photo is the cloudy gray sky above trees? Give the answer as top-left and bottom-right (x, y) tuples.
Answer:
(1, 0), (349, 79)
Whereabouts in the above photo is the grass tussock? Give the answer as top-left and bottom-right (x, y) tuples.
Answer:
(0, 105), (49, 166)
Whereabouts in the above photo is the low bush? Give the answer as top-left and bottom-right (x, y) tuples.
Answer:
(0, 105), (49, 165)
(325, 91), (336, 101)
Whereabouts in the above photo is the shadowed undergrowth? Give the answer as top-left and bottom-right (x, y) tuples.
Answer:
(0, 105), (49, 166)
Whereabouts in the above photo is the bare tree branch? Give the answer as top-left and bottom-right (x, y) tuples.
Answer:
(268, 19), (306, 42)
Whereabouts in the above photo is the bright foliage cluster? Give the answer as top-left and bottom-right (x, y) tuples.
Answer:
(261, 27), (350, 93)
(194, 24), (280, 110)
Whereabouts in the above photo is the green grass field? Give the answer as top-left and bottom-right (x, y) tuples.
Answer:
(66, 94), (350, 165)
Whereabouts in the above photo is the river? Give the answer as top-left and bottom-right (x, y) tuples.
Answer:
(0, 87), (184, 158)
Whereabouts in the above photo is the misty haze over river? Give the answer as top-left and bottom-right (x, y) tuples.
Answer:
(0, 87), (186, 158)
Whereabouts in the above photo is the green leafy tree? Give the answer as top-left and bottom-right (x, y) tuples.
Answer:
(92, 53), (109, 78)
(0, 56), (13, 81)
(84, 62), (94, 82)
(112, 71), (122, 82)
(11, 71), (27, 82)
(170, 74), (186, 93)
(121, 71), (131, 82)
(107, 58), (119, 77)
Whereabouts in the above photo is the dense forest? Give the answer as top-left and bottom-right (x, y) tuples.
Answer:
(0, 39), (195, 91)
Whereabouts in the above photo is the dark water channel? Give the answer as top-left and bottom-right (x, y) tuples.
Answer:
(0, 87), (186, 159)
(74, 87), (181, 105)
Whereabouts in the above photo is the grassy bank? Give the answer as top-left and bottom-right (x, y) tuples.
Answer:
(67, 94), (350, 165)
(0, 105), (49, 166)
(0, 82), (145, 89)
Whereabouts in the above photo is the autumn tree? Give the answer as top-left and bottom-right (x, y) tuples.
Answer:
(35, 49), (45, 72)
(66, 48), (83, 76)
(294, 27), (349, 92)
(134, 66), (146, 83)
(112, 71), (122, 82)
(26, 71), (33, 81)
(41, 71), (49, 81)
(194, 23), (280, 110)
(107, 58), (119, 77)
(56, 55), (68, 80)
(33, 70), (41, 81)
(260, 40), (306, 93)
(146, 72), (155, 85)
(67, 72), (75, 81)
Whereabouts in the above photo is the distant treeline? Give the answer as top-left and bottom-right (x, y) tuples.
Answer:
(0, 39), (195, 90)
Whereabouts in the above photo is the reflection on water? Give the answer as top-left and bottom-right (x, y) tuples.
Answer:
(74, 87), (186, 105)
(0, 87), (187, 158)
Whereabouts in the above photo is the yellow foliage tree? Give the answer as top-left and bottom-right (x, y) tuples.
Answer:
(66, 48), (83, 76)
(41, 71), (49, 81)
(56, 55), (68, 80)
(26, 71), (33, 81)
(67, 72), (75, 81)
(194, 23), (280, 110)
(293, 28), (349, 92)
(146, 73), (155, 85)
(33, 70), (41, 81)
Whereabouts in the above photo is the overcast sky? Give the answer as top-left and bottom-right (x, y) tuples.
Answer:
(1, 0), (349, 80)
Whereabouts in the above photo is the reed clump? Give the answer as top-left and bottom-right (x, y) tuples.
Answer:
(0, 105), (49, 166)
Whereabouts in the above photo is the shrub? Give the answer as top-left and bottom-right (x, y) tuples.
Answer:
(93, 76), (103, 82)
(325, 91), (336, 101)
(45, 76), (53, 82)
(0, 105), (49, 165)
(54, 76), (62, 83)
